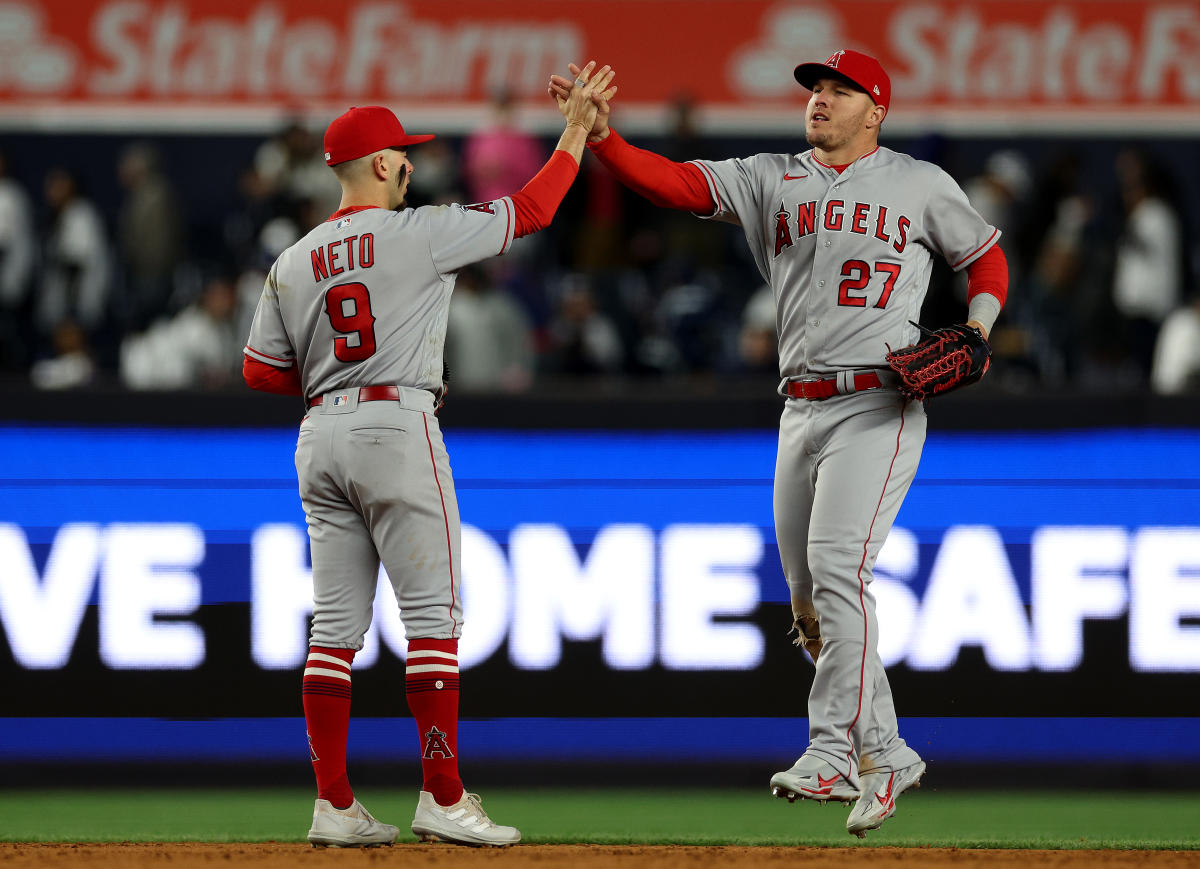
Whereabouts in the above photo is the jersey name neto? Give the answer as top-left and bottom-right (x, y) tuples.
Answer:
(310, 233), (376, 280)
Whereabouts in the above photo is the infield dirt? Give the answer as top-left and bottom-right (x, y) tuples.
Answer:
(0, 844), (1194, 868)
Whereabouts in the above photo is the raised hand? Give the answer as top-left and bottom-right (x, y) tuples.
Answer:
(549, 61), (618, 141)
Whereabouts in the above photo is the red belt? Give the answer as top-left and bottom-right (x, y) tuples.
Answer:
(784, 372), (883, 401)
(308, 385), (399, 408)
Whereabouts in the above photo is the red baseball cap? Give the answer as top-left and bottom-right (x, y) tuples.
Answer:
(323, 106), (435, 166)
(794, 49), (891, 112)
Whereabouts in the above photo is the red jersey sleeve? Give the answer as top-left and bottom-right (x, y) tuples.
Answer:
(587, 129), (714, 213)
(965, 244), (1009, 307)
(243, 354), (302, 396)
(510, 150), (580, 238)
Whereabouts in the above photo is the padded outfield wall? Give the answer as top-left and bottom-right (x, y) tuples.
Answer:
(0, 385), (1197, 785)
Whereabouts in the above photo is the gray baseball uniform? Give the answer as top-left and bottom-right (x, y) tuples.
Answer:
(691, 146), (998, 784)
(245, 199), (516, 646)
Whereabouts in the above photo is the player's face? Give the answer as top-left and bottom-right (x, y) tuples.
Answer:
(805, 78), (876, 153)
(387, 148), (413, 211)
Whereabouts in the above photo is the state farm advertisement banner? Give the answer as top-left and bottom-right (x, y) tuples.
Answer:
(2, 0), (1198, 133)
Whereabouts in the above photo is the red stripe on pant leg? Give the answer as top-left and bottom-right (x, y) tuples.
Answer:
(423, 415), (458, 635)
(407, 638), (463, 806)
(845, 408), (907, 768)
(303, 646), (355, 808)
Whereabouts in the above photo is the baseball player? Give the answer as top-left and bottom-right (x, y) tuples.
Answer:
(549, 50), (1008, 837)
(243, 62), (616, 847)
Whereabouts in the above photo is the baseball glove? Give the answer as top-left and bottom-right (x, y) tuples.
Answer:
(789, 614), (823, 664)
(885, 321), (991, 400)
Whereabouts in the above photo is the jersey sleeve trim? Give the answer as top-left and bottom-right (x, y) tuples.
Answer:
(951, 227), (1001, 271)
(689, 161), (724, 218)
(244, 344), (294, 368)
(499, 197), (515, 254)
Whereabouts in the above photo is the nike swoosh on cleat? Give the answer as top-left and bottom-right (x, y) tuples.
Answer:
(783, 173), (809, 180)
(801, 772), (842, 795)
(874, 773), (896, 810)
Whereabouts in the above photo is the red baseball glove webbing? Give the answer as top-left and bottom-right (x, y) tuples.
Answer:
(885, 322), (992, 400)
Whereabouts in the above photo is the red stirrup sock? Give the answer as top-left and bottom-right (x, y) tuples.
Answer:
(302, 646), (355, 808)
(405, 638), (464, 806)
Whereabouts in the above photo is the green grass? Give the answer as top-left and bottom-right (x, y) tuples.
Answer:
(1, 789), (1198, 849)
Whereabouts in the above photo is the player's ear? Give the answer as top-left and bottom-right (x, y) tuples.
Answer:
(372, 151), (389, 181)
(866, 104), (886, 131)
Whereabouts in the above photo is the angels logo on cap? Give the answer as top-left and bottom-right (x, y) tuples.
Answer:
(793, 49), (892, 113)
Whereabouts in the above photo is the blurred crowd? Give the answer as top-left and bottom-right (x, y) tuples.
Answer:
(0, 94), (1197, 395)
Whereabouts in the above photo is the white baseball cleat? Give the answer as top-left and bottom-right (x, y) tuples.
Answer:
(411, 790), (521, 847)
(845, 760), (926, 838)
(307, 798), (399, 847)
(770, 754), (861, 804)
